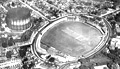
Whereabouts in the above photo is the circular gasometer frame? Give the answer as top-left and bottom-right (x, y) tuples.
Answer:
(31, 15), (112, 60)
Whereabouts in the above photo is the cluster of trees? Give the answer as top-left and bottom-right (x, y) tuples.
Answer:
(103, 47), (120, 65)
(21, 30), (33, 42)
(0, 37), (14, 48)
